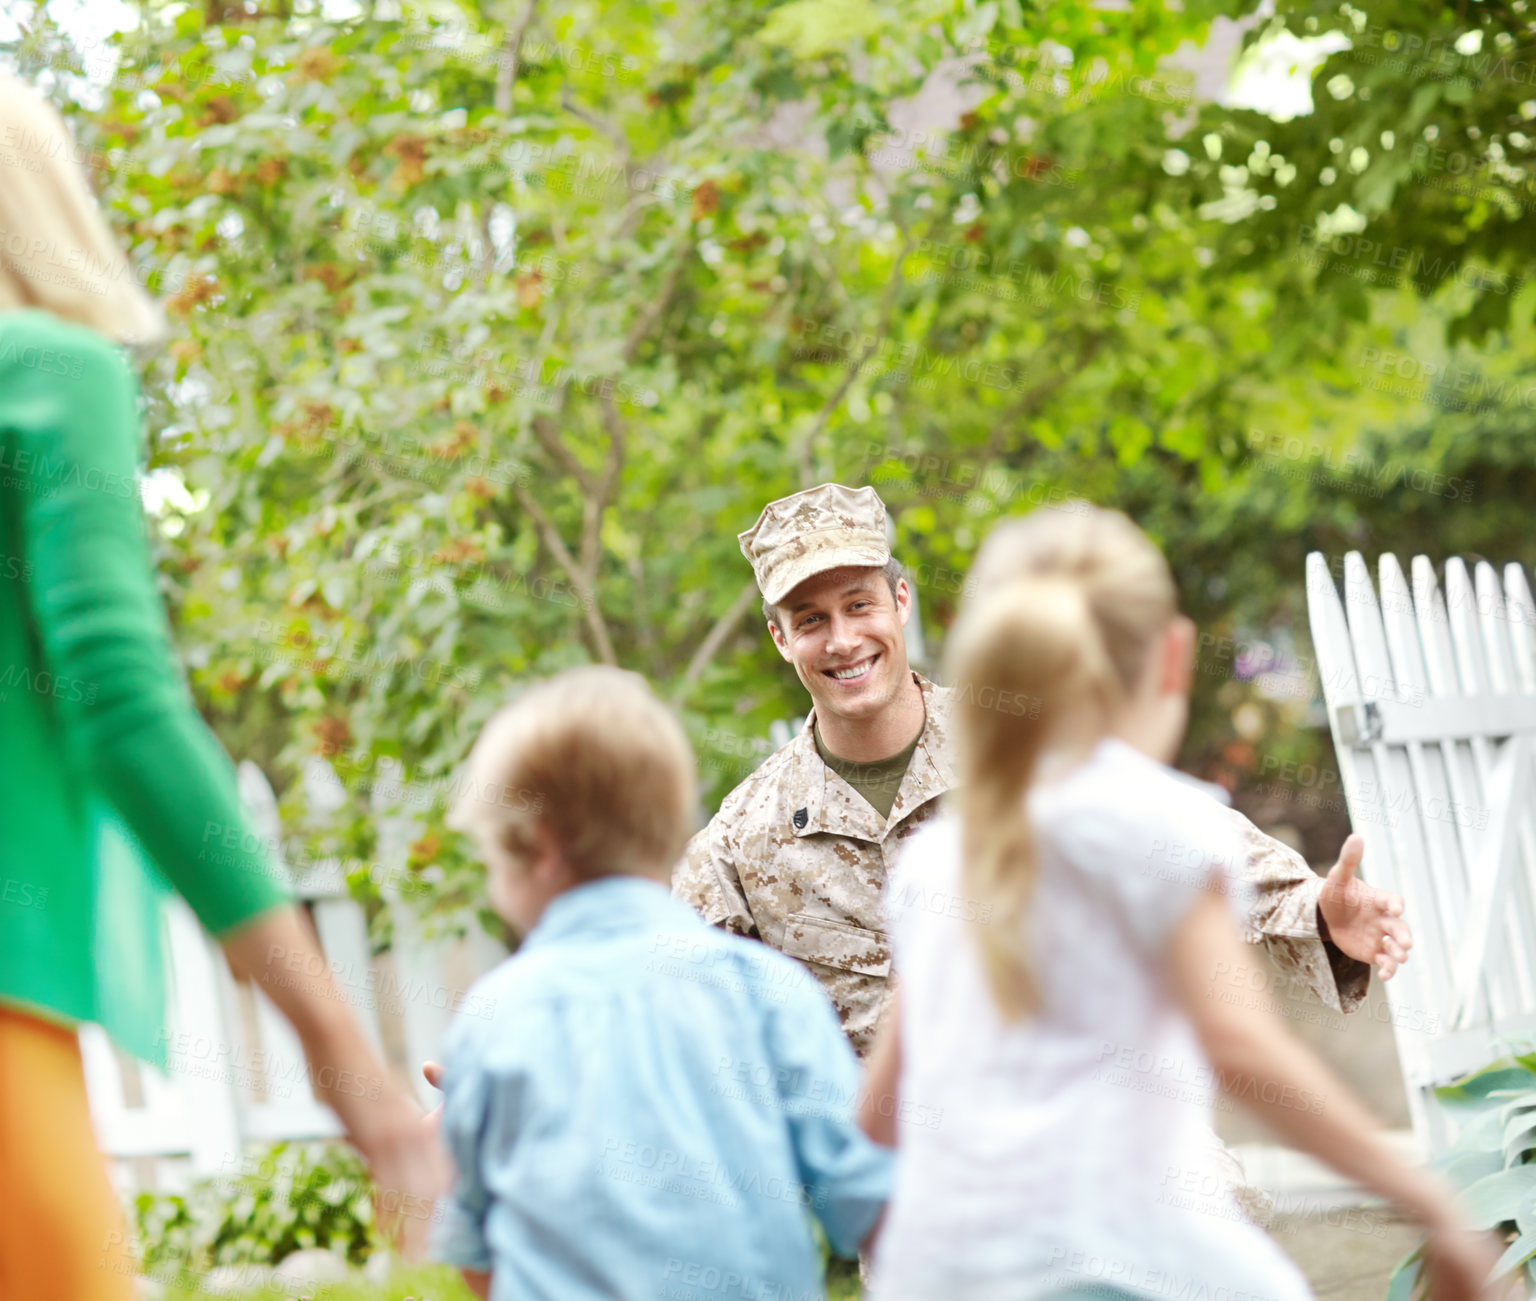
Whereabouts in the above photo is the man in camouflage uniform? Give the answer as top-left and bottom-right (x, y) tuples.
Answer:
(674, 483), (1412, 1058)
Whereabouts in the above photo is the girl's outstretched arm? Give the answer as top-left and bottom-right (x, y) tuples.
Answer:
(1168, 892), (1502, 1301)
(858, 990), (903, 1149)
(855, 992), (902, 1258)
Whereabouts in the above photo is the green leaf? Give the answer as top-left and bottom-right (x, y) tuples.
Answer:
(1494, 1228), (1536, 1277)
(1459, 1167), (1536, 1230)
(1404, 81), (1442, 131)
(1505, 1112), (1536, 1166)
(1385, 1243), (1424, 1301)
(1442, 77), (1474, 105)
(1441, 1148), (1505, 1190)
(1437, 1064), (1536, 1108)
(757, 0), (883, 57)
(1452, 1106), (1512, 1152)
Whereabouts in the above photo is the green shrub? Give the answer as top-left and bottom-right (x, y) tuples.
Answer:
(133, 1141), (377, 1279)
(1388, 1054), (1536, 1296)
(134, 1141), (867, 1297)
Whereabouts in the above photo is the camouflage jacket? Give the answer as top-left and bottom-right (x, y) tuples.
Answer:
(674, 673), (1369, 1055)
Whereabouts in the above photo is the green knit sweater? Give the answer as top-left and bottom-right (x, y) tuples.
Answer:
(0, 310), (290, 1064)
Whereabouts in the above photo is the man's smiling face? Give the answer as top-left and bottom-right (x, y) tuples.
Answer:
(768, 565), (913, 727)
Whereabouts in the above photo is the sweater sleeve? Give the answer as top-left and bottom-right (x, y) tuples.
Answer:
(6, 319), (290, 934)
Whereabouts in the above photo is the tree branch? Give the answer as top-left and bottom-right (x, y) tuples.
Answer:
(559, 90), (629, 156)
(571, 240), (689, 578)
(671, 578), (761, 707)
(795, 233), (913, 488)
(882, 331), (1106, 507)
(623, 240), (691, 363)
(505, 484), (616, 663)
(494, 0), (538, 116)
(626, 550), (657, 666)
(578, 391), (625, 577)
(479, 204), (497, 282)
(530, 412), (591, 490)
(986, 331), (1106, 461)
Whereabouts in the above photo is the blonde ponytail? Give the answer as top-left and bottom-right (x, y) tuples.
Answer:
(949, 578), (1113, 1019)
(948, 506), (1177, 1021)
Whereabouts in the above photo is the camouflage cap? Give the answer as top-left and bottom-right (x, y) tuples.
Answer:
(738, 483), (891, 606)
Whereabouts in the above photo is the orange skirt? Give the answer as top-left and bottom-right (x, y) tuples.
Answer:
(0, 1005), (137, 1301)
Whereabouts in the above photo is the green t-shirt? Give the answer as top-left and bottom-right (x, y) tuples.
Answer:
(813, 721), (922, 821)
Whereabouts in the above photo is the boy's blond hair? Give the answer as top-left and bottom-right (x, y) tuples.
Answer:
(448, 665), (697, 880)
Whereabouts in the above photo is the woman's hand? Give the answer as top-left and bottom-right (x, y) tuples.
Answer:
(220, 908), (451, 1256)
(344, 1085), (453, 1259)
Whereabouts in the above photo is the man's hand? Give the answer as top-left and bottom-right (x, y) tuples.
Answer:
(1317, 834), (1413, 980)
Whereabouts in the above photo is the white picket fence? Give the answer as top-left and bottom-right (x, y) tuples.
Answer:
(84, 759), (508, 1193)
(1308, 550), (1536, 1155)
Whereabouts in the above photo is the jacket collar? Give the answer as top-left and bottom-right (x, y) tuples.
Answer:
(787, 672), (957, 844)
(522, 875), (686, 949)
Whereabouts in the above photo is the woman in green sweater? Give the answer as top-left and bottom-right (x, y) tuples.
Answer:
(0, 75), (446, 1300)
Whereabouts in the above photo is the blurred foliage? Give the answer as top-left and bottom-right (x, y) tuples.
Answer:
(1208, 1), (1536, 350)
(152, 1264), (478, 1300)
(133, 1140), (376, 1278)
(1387, 1053), (1536, 1293)
(5, 0), (1534, 928)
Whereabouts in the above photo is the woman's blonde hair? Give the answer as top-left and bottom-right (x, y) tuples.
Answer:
(0, 73), (166, 344)
(448, 665), (698, 881)
(947, 505), (1178, 1020)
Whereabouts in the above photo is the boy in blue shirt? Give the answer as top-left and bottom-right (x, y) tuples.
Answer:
(432, 665), (892, 1301)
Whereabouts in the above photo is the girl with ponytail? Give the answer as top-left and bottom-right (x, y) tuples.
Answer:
(859, 506), (1496, 1301)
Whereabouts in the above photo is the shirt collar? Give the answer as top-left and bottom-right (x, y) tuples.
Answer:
(789, 672), (958, 843)
(522, 875), (685, 949)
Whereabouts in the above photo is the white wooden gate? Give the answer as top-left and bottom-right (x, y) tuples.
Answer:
(1307, 550), (1536, 1154)
(84, 760), (507, 1190)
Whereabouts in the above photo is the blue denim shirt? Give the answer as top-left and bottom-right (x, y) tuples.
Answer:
(432, 875), (893, 1301)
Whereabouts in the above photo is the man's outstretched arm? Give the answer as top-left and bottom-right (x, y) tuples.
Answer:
(1231, 816), (1412, 1014)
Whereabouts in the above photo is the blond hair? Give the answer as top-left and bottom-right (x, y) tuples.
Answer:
(0, 73), (166, 345)
(947, 506), (1177, 1020)
(448, 666), (697, 881)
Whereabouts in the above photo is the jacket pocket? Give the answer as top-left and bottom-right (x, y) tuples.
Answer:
(779, 912), (891, 978)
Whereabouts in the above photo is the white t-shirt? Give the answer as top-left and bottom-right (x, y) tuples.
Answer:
(868, 738), (1313, 1301)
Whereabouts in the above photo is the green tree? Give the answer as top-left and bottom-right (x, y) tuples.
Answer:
(8, 0), (1525, 929)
